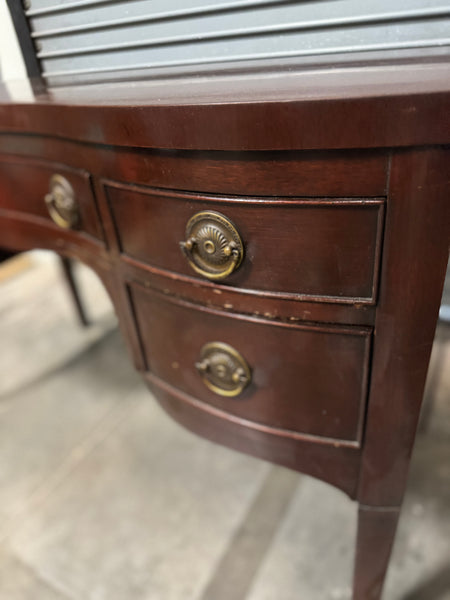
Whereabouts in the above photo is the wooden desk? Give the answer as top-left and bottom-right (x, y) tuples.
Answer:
(0, 60), (449, 599)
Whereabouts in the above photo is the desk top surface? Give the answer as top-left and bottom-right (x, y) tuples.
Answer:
(0, 56), (449, 151)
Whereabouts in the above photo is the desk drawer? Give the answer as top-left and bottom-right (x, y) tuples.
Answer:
(108, 184), (384, 303)
(0, 157), (103, 240)
(131, 285), (371, 444)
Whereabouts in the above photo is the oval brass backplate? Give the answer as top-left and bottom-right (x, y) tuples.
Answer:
(195, 341), (251, 397)
(45, 174), (79, 229)
(180, 211), (244, 281)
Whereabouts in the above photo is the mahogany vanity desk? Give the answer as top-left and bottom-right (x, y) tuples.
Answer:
(0, 60), (449, 599)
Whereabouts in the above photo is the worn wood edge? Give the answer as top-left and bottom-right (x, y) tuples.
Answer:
(121, 258), (377, 326)
(130, 282), (373, 447)
(121, 255), (380, 308)
(128, 279), (373, 337)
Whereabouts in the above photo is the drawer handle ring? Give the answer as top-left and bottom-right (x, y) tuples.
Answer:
(180, 211), (244, 281)
(195, 341), (251, 397)
(45, 174), (79, 229)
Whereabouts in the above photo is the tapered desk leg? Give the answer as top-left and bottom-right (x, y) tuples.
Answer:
(59, 256), (89, 327)
(352, 504), (400, 600)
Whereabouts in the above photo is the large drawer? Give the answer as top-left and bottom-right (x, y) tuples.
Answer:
(0, 157), (103, 241)
(131, 285), (371, 444)
(108, 184), (384, 303)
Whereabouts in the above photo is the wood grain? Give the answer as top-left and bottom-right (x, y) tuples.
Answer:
(0, 56), (448, 599)
(0, 155), (103, 242)
(108, 185), (385, 303)
(131, 284), (371, 444)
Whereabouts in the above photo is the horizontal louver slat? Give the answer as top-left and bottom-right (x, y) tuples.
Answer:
(23, 0), (450, 86)
(34, 6), (450, 57)
(28, 0), (281, 31)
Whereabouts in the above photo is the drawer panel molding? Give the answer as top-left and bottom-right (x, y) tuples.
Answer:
(108, 183), (385, 304)
(0, 156), (104, 242)
(131, 284), (372, 445)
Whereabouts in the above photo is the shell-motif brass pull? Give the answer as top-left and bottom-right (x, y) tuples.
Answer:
(45, 174), (79, 229)
(180, 211), (244, 281)
(195, 342), (251, 397)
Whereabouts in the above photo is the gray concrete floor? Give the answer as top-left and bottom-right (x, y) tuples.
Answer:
(0, 252), (449, 600)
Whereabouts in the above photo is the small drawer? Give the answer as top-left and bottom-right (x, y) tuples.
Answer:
(108, 183), (384, 303)
(131, 285), (371, 444)
(0, 157), (103, 240)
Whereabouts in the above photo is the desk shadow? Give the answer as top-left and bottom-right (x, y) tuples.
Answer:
(401, 564), (450, 600)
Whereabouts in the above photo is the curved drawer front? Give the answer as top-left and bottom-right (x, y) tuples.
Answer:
(131, 285), (371, 444)
(0, 157), (103, 241)
(108, 184), (384, 303)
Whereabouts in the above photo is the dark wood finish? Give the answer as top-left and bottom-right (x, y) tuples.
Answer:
(131, 284), (371, 444)
(357, 148), (450, 507)
(120, 257), (377, 327)
(108, 184), (384, 303)
(101, 151), (388, 198)
(144, 372), (361, 497)
(0, 57), (449, 599)
(0, 61), (449, 150)
(0, 136), (388, 197)
(59, 256), (89, 327)
(0, 156), (104, 242)
(353, 506), (400, 600)
(0, 212), (107, 265)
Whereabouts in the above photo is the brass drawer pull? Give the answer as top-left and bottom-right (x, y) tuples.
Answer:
(180, 211), (244, 281)
(195, 341), (251, 397)
(45, 174), (79, 229)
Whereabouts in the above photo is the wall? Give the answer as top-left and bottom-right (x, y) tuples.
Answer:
(0, 3), (27, 81)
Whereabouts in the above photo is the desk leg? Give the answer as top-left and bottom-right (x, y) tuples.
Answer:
(59, 256), (89, 327)
(352, 504), (400, 600)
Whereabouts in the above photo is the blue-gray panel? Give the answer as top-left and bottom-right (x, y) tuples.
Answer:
(28, 0), (284, 31)
(24, 0), (450, 85)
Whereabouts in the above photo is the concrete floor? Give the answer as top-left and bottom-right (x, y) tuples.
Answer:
(0, 252), (449, 600)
